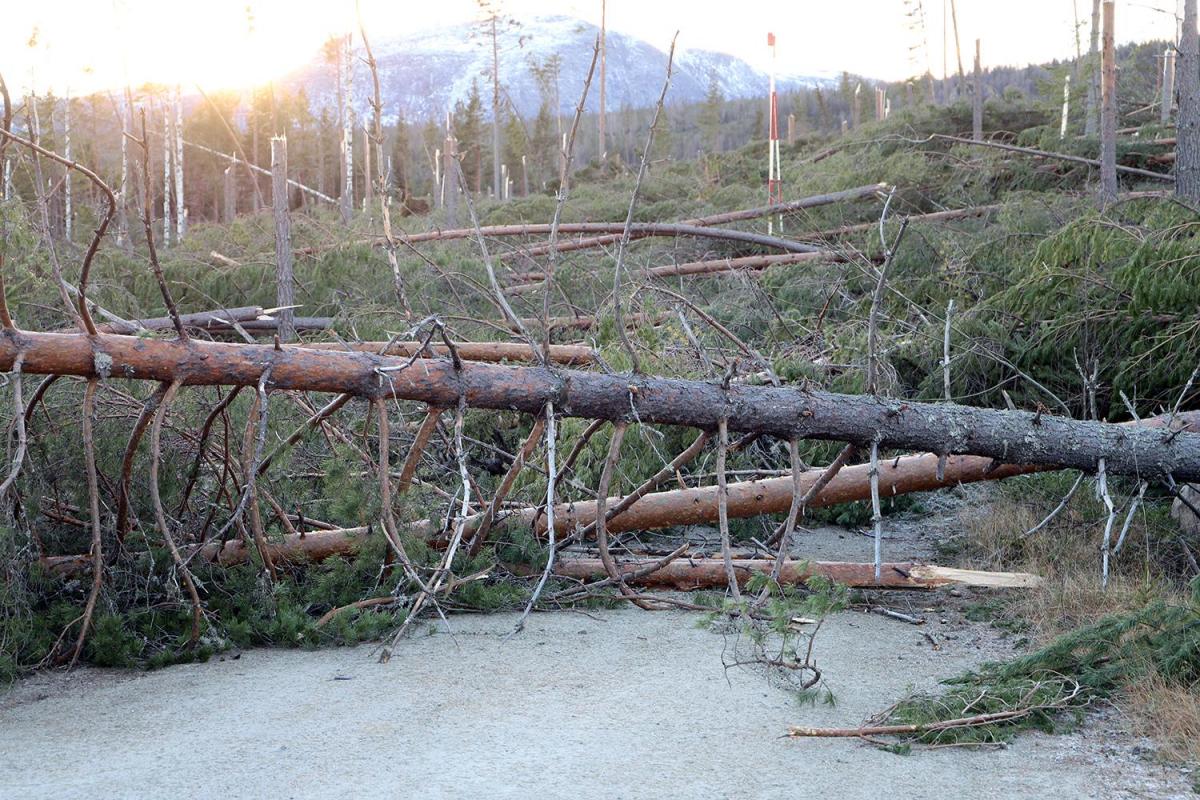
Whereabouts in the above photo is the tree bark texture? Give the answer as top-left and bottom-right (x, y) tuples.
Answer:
(4, 331), (1200, 481)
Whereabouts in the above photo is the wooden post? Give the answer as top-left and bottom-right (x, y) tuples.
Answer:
(1162, 48), (1177, 126)
(271, 136), (295, 342)
(223, 164), (236, 223)
(786, 113), (796, 145)
(972, 39), (983, 141)
(1100, 1), (1118, 203)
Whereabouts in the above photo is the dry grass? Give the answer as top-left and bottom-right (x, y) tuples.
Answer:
(951, 482), (1200, 763)
(954, 485), (1183, 636)
(1120, 670), (1200, 765)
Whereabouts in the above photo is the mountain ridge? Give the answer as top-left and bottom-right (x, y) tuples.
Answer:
(279, 15), (832, 123)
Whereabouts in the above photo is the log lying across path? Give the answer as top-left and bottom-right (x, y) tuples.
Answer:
(39, 544), (1039, 590)
(545, 558), (1042, 590)
(5, 331), (1199, 480)
(39, 412), (1193, 578)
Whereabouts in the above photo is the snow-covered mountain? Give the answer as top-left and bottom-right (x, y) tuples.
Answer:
(281, 15), (828, 122)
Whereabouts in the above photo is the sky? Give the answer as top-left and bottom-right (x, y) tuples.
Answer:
(0, 0), (1186, 97)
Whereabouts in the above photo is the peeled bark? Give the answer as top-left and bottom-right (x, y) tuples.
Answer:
(40, 412), (1196, 576)
(543, 558), (1041, 590)
(3, 331), (1199, 481)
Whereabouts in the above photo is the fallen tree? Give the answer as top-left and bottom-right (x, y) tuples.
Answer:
(296, 221), (828, 258)
(37, 411), (1200, 577)
(508, 183), (889, 261)
(297, 340), (596, 366)
(543, 558), (1042, 590)
(802, 204), (1006, 240)
(5, 331), (1198, 480)
(96, 306), (267, 334)
(926, 133), (1174, 182)
(505, 251), (855, 291)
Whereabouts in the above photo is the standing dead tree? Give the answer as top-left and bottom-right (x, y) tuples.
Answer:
(1099, 0), (1118, 204)
(1178, 0), (1200, 202)
(271, 136), (295, 342)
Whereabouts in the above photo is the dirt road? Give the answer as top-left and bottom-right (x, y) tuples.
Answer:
(1, 603), (1190, 799)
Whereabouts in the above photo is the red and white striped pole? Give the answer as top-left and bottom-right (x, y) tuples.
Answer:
(767, 32), (783, 233)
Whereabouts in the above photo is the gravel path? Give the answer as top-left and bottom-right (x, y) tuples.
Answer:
(1, 604), (1191, 799)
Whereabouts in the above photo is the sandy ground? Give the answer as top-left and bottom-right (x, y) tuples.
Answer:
(2, 507), (1193, 798)
(1, 602), (1193, 800)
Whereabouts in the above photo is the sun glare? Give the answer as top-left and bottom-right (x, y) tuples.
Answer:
(7, 0), (356, 95)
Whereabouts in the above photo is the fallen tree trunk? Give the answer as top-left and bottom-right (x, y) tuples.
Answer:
(36, 412), (1200, 579)
(930, 133), (1174, 182)
(95, 306), (266, 334)
(3, 331), (1199, 479)
(223, 317), (332, 334)
(296, 221), (826, 258)
(513, 313), (670, 332)
(542, 558), (1042, 590)
(508, 183), (888, 261)
(296, 340), (596, 366)
(803, 204), (1006, 240)
(506, 251), (852, 290)
(38, 543), (1038, 590)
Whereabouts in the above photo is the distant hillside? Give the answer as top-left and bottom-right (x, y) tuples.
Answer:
(279, 15), (829, 122)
